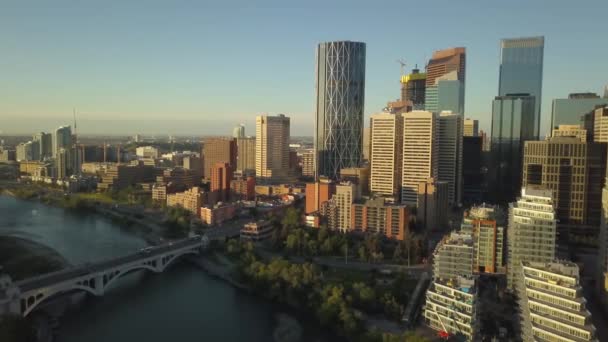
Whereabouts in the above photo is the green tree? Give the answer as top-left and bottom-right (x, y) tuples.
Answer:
(282, 207), (300, 231)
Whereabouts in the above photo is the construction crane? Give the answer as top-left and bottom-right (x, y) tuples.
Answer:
(396, 59), (406, 76)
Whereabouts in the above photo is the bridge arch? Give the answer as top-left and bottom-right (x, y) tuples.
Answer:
(157, 249), (199, 272)
(23, 284), (99, 317)
(101, 263), (160, 292)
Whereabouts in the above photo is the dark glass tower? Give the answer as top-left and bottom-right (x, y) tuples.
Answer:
(499, 37), (544, 138)
(490, 94), (536, 203)
(314, 41), (366, 180)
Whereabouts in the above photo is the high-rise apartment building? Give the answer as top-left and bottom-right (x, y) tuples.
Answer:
(490, 94), (537, 203)
(232, 124), (245, 139)
(351, 197), (409, 240)
(460, 205), (505, 274)
(370, 112), (403, 200)
(517, 261), (597, 342)
(423, 276), (477, 342)
(425, 71), (465, 115)
(333, 182), (356, 232)
(236, 137), (256, 176)
(53, 126), (72, 158)
(256, 114), (290, 184)
(432, 231), (474, 279)
(314, 41), (365, 180)
(417, 178), (448, 231)
(202, 137), (236, 180)
(507, 187), (557, 290)
(33, 132), (52, 159)
(551, 93), (607, 129)
(301, 150), (315, 177)
(401, 67), (426, 109)
(437, 112), (463, 206)
(499, 36), (544, 138)
(402, 111), (438, 205)
(463, 119), (478, 137)
(523, 127), (606, 240)
(210, 162), (232, 204)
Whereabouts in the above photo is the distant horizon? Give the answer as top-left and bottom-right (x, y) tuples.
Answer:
(2, 1), (607, 137)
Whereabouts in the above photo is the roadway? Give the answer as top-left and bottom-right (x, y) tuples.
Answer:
(15, 236), (203, 293)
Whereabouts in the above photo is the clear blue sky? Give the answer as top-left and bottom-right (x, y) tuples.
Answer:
(1, 0), (606, 136)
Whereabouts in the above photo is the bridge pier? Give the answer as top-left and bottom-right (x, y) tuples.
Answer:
(0, 273), (21, 316)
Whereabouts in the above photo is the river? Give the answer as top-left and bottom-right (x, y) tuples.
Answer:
(0, 195), (330, 342)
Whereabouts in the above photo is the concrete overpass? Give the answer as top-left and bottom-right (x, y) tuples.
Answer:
(0, 235), (209, 317)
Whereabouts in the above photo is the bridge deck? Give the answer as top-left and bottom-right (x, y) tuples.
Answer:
(15, 236), (203, 293)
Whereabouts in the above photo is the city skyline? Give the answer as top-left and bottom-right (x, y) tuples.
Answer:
(2, 1), (607, 136)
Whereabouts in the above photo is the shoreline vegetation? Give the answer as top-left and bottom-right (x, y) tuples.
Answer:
(194, 238), (430, 342)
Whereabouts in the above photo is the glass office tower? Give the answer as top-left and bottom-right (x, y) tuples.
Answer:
(490, 94), (536, 203)
(314, 41), (366, 180)
(499, 37), (544, 138)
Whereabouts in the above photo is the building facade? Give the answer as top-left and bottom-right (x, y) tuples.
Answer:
(490, 94), (537, 203)
(53, 126), (72, 158)
(235, 137), (256, 176)
(370, 112), (403, 200)
(517, 261), (597, 342)
(33, 132), (52, 159)
(426, 47), (466, 90)
(463, 119), (478, 137)
(210, 162), (232, 204)
(522, 129), (606, 240)
(423, 277), (477, 341)
(593, 105), (608, 143)
(460, 205), (505, 274)
(417, 178), (449, 231)
(507, 187), (557, 290)
(425, 71), (465, 115)
(202, 137), (236, 180)
(402, 111), (438, 205)
(351, 197), (409, 240)
(437, 112), (463, 206)
(232, 124), (245, 139)
(462, 136), (483, 204)
(499, 36), (544, 138)
(256, 114), (290, 184)
(401, 68), (426, 109)
(432, 231), (474, 279)
(333, 182), (356, 232)
(301, 149), (315, 177)
(314, 41), (365, 180)
(551, 93), (607, 129)
(166, 186), (204, 216)
(305, 178), (335, 214)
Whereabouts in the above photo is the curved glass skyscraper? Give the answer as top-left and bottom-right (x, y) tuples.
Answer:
(498, 36), (544, 138)
(314, 41), (366, 180)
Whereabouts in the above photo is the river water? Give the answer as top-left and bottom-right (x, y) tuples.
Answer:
(0, 195), (327, 342)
